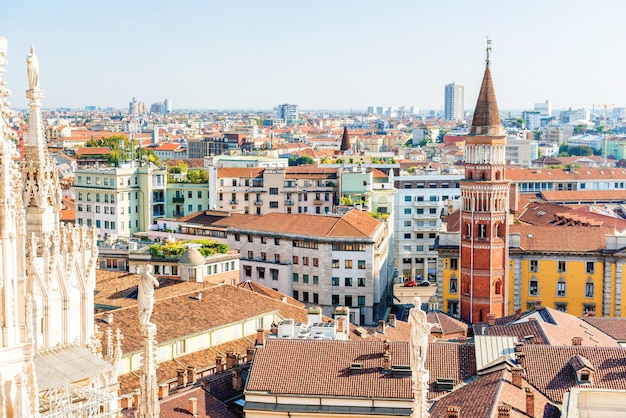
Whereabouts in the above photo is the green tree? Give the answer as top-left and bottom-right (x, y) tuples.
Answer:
(558, 141), (568, 155)
(288, 155), (315, 166)
(568, 145), (593, 156)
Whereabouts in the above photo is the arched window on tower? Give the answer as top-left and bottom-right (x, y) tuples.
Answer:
(466, 223), (472, 238)
(478, 224), (487, 238)
(481, 172), (486, 180)
(494, 223), (500, 238)
(494, 280), (502, 295)
(495, 171), (501, 180)
(468, 171), (473, 180)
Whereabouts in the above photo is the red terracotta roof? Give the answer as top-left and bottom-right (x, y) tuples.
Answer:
(217, 167), (264, 179)
(509, 224), (608, 253)
(158, 387), (237, 418)
(581, 317), (626, 341)
(540, 190), (626, 203)
(213, 210), (380, 239)
(507, 167), (626, 182)
(469, 67), (502, 134)
(246, 339), (411, 399)
(75, 147), (112, 155)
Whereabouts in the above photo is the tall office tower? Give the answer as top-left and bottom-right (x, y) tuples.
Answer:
(367, 106), (374, 114)
(275, 103), (299, 121)
(534, 99), (552, 118)
(459, 43), (509, 324)
(164, 98), (172, 113)
(129, 97), (138, 114)
(444, 82), (465, 121)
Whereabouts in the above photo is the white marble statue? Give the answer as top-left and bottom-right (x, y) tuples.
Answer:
(138, 264), (159, 326)
(409, 297), (435, 372)
(26, 46), (39, 90)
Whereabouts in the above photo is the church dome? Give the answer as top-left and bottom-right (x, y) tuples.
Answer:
(179, 247), (205, 265)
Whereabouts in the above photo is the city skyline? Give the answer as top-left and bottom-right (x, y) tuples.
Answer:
(2, 0), (626, 112)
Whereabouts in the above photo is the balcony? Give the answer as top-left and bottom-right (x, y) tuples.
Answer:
(230, 200), (239, 205)
(153, 197), (165, 203)
(173, 197), (185, 203)
(253, 200), (263, 206)
(285, 199), (294, 206)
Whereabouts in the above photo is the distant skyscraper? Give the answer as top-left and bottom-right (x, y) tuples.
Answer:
(275, 103), (299, 121)
(164, 98), (172, 113)
(367, 106), (374, 114)
(444, 82), (465, 121)
(534, 99), (552, 118)
(376, 106), (384, 115)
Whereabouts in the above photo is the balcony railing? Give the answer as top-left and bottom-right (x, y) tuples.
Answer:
(285, 199), (294, 206)
(253, 200), (263, 206)
(230, 200), (239, 205)
(173, 197), (185, 203)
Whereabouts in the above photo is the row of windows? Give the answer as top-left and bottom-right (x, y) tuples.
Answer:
(293, 240), (319, 249)
(78, 218), (139, 229)
(332, 259), (366, 269)
(77, 192), (117, 203)
(403, 207), (440, 215)
(529, 260), (595, 274)
(328, 294), (365, 307)
(332, 242), (366, 252)
(174, 190), (204, 199)
(447, 276), (596, 298)
(292, 291), (321, 304)
(404, 220), (438, 227)
(332, 277), (367, 287)
(404, 195), (441, 202)
(292, 273), (320, 285)
(77, 204), (120, 214)
(403, 232), (437, 240)
(244, 266), (279, 281)
(400, 182), (460, 189)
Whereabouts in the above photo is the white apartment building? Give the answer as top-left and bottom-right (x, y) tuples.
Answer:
(394, 173), (462, 283)
(74, 161), (167, 238)
(213, 210), (392, 326)
(444, 82), (465, 122)
(506, 138), (539, 166)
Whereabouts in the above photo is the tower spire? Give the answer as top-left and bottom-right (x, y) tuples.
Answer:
(21, 45), (61, 236)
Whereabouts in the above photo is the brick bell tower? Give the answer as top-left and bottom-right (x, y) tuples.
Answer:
(459, 38), (510, 324)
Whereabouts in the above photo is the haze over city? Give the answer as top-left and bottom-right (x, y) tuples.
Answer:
(2, 0), (626, 111)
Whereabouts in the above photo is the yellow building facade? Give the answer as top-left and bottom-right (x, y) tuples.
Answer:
(436, 226), (626, 319)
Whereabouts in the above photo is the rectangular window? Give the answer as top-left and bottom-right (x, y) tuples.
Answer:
(529, 260), (538, 272)
(303, 274), (309, 284)
(332, 277), (339, 286)
(293, 256), (299, 264)
(244, 266), (252, 277)
(404, 196), (411, 202)
(529, 280), (538, 296)
(332, 259), (339, 268)
(404, 208), (411, 214)
(345, 260), (353, 269)
(274, 238), (280, 245)
(358, 260), (366, 269)
(332, 294), (339, 305)
(313, 293), (319, 304)
(557, 281), (566, 297)
(293, 290), (299, 300)
(358, 296), (365, 306)
(234, 234), (240, 241)
(449, 258), (458, 270)
(303, 257), (309, 266)
(449, 277), (458, 294)
(247, 251), (253, 259)
(345, 295), (353, 307)
(269, 201), (279, 208)
(586, 261), (595, 274)
(269, 188), (278, 195)
(358, 277), (365, 287)
(260, 252), (267, 261)
(303, 292), (309, 302)
(585, 281), (594, 298)
(557, 260), (567, 273)
(345, 277), (352, 287)
(257, 267), (265, 279)
(404, 220), (411, 227)
(293, 273), (299, 282)
(313, 258), (319, 267)
(313, 275), (319, 285)
(274, 254), (280, 263)
(271, 269), (278, 281)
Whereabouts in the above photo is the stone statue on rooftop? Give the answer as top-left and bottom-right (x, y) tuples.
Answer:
(138, 264), (159, 326)
(409, 296), (435, 372)
(26, 46), (39, 90)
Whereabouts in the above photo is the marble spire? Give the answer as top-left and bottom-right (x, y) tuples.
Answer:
(21, 45), (61, 237)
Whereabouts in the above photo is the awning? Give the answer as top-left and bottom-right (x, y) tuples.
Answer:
(34, 345), (115, 391)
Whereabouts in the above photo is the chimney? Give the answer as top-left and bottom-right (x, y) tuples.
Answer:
(226, 350), (237, 369)
(133, 392), (140, 408)
(337, 317), (345, 333)
(514, 308), (522, 319)
(516, 352), (526, 369)
(498, 405), (511, 417)
(177, 368), (188, 388)
(447, 406), (460, 418)
(280, 296), (287, 303)
(534, 299), (542, 309)
(232, 368), (243, 391)
(525, 387), (535, 418)
(188, 397), (198, 416)
(383, 339), (391, 354)
(512, 366), (524, 388)
(246, 347), (255, 362)
(383, 352), (392, 373)
(487, 313), (496, 326)
(105, 313), (114, 324)
(158, 384), (169, 399)
(215, 355), (224, 372)
(256, 328), (264, 346)
(514, 342), (524, 353)
(572, 336), (583, 346)
(377, 320), (386, 334)
(388, 313), (397, 328)
(187, 366), (197, 385)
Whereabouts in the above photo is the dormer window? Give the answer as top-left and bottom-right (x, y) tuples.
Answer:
(569, 354), (595, 385)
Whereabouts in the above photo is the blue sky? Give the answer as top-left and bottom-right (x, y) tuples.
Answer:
(2, 1), (625, 112)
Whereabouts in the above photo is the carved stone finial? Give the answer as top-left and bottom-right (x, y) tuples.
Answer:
(486, 36), (492, 68)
